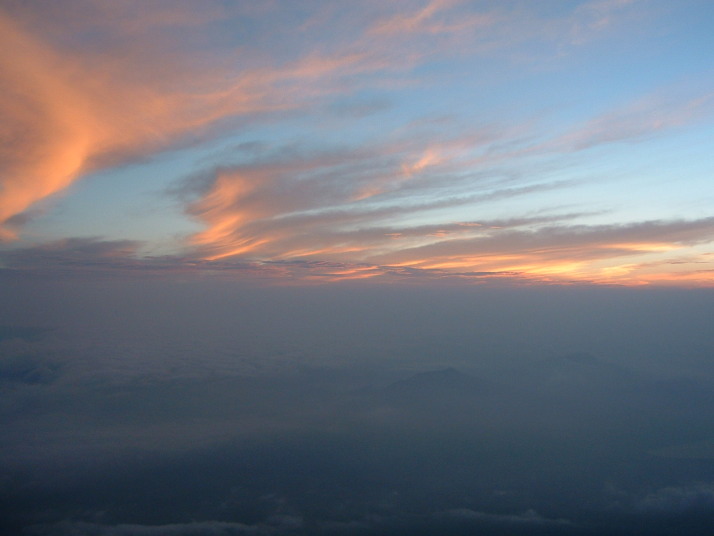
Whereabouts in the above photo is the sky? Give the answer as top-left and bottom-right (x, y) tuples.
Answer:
(4, 2), (714, 536)
(1, 0), (714, 285)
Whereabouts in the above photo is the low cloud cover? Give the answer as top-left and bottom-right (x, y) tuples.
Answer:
(2, 282), (714, 534)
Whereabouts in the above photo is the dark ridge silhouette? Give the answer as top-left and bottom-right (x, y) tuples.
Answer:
(381, 367), (491, 406)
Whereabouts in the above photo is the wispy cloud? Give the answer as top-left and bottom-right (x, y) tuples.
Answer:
(369, 0), (495, 37)
(1, 0), (657, 242)
(181, 132), (573, 262)
(0, 237), (522, 284)
(0, 3), (405, 240)
(4, 213), (714, 286)
(2, 1), (710, 286)
(568, 0), (642, 45)
(369, 217), (714, 283)
(550, 91), (714, 151)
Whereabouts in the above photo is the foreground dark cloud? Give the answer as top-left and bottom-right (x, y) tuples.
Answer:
(3, 283), (714, 535)
(26, 508), (577, 536)
(26, 519), (292, 536)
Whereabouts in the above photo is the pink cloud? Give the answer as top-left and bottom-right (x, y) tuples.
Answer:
(0, 4), (404, 241)
(1, 0), (654, 242)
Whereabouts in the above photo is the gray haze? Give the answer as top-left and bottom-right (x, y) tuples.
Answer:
(2, 278), (714, 535)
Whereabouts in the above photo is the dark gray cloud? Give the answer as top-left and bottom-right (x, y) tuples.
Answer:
(3, 283), (714, 535)
(0, 325), (50, 343)
(27, 509), (576, 536)
(0, 352), (60, 385)
(26, 520), (290, 535)
(635, 484), (714, 514)
(0, 237), (145, 273)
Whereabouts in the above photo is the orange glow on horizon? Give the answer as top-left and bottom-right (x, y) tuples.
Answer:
(601, 242), (681, 252)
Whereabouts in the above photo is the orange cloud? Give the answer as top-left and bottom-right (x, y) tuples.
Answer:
(402, 147), (443, 177)
(1, 0), (648, 243)
(183, 132), (533, 264)
(0, 14), (97, 240)
(364, 219), (714, 284)
(4, 1), (711, 289)
(354, 146), (445, 201)
(185, 128), (714, 285)
(0, 6), (401, 241)
(4, 234), (714, 288)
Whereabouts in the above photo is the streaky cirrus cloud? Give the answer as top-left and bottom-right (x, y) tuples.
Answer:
(4, 212), (714, 287)
(180, 129), (578, 261)
(0, 0), (653, 242)
(178, 92), (714, 283)
(0, 236), (522, 284)
(549, 90), (714, 152)
(3, 1), (712, 286)
(0, 1), (457, 240)
(0, 1), (442, 241)
(370, 217), (714, 283)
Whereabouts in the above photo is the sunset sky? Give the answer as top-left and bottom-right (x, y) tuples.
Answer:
(5, 3), (714, 534)
(1, 0), (714, 285)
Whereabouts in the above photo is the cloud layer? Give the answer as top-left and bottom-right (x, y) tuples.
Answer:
(2, 0), (713, 285)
